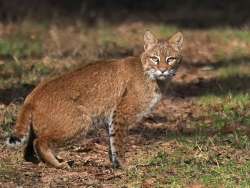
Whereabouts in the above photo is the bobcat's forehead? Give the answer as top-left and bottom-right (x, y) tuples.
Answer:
(147, 41), (181, 58)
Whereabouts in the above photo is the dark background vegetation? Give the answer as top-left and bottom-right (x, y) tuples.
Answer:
(1, 0), (250, 27)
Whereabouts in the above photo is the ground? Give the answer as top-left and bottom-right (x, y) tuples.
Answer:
(0, 21), (250, 187)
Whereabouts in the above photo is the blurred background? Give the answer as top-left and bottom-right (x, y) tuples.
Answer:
(0, 1), (249, 187)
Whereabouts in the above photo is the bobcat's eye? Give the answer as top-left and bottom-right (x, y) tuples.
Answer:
(166, 57), (176, 66)
(150, 56), (160, 65)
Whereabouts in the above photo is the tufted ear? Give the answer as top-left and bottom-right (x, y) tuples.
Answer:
(169, 32), (183, 51)
(144, 30), (157, 51)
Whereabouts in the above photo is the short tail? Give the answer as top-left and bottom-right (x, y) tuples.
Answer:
(6, 103), (32, 148)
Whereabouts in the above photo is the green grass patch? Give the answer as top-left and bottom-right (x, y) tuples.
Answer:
(199, 93), (250, 130)
(0, 60), (53, 88)
(0, 34), (42, 58)
(198, 62), (250, 129)
(126, 135), (250, 187)
(157, 25), (178, 38)
(97, 25), (129, 47)
(207, 28), (250, 60)
(209, 28), (250, 44)
(217, 63), (250, 78)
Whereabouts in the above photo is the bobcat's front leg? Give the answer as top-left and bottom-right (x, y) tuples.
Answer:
(108, 110), (128, 169)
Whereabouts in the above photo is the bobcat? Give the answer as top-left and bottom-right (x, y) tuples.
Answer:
(6, 31), (183, 169)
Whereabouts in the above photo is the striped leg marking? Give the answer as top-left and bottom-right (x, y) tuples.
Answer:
(108, 120), (118, 166)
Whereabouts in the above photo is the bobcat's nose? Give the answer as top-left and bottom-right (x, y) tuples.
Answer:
(159, 68), (167, 73)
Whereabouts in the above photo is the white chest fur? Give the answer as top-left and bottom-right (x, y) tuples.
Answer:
(149, 92), (162, 110)
(136, 92), (162, 121)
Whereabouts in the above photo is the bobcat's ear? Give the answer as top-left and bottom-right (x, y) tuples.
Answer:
(169, 32), (183, 51)
(144, 30), (157, 51)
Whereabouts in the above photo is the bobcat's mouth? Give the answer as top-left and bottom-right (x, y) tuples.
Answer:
(156, 70), (176, 80)
(157, 74), (168, 80)
(146, 69), (176, 80)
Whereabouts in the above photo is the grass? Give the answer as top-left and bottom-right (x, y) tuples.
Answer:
(126, 134), (250, 187)
(0, 104), (18, 134)
(218, 63), (250, 78)
(0, 59), (53, 89)
(199, 93), (250, 129)
(198, 60), (250, 130)
(0, 34), (42, 58)
(210, 28), (250, 44)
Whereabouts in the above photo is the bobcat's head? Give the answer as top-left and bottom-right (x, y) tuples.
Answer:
(141, 31), (183, 80)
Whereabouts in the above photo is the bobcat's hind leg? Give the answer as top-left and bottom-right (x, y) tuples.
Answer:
(108, 110), (128, 169)
(34, 138), (71, 169)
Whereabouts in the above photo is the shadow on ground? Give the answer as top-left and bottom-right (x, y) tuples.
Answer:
(182, 56), (250, 69)
(129, 110), (250, 147)
(172, 74), (250, 97)
(0, 84), (34, 105)
(173, 57), (250, 97)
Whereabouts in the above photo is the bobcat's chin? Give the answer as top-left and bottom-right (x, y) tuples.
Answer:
(157, 75), (169, 80)
(146, 69), (176, 81)
(158, 72), (176, 80)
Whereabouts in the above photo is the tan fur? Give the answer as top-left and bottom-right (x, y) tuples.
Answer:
(9, 31), (183, 169)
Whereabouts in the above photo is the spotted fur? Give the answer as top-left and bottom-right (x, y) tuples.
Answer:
(6, 31), (183, 169)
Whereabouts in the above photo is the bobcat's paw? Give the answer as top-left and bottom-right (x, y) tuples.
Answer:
(58, 160), (75, 169)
